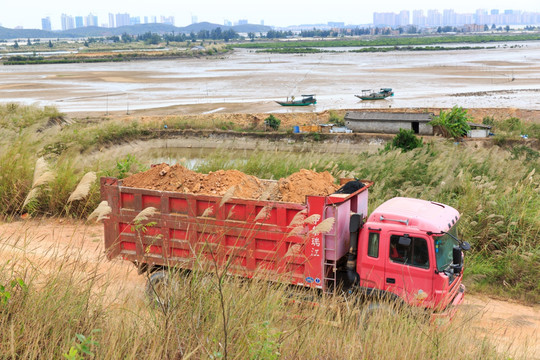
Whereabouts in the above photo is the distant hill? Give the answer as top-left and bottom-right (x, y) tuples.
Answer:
(0, 23), (272, 40)
(0, 26), (57, 39)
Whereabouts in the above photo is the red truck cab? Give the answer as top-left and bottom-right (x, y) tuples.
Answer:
(355, 197), (466, 318)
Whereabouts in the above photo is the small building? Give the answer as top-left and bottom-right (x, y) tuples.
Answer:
(467, 122), (492, 138)
(344, 112), (434, 135)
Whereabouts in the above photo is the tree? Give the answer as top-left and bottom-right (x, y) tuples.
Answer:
(121, 32), (133, 43)
(48, 40), (53, 48)
(264, 115), (281, 131)
(248, 32), (255, 41)
(27, 38), (31, 46)
(430, 106), (471, 139)
(13, 41), (19, 49)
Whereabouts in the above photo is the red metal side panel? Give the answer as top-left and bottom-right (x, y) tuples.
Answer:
(304, 196), (325, 289)
(100, 177), (322, 286)
(100, 177), (372, 290)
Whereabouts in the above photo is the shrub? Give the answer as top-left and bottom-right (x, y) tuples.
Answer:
(482, 116), (495, 126)
(328, 111), (345, 127)
(385, 128), (423, 152)
(265, 115), (281, 131)
(499, 117), (522, 132)
(430, 106), (471, 138)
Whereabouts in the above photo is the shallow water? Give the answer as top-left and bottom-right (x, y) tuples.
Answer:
(1, 41), (540, 112)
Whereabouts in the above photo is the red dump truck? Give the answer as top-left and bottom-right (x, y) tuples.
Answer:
(101, 176), (468, 319)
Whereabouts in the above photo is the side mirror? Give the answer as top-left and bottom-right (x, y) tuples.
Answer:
(460, 241), (471, 251)
(398, 235), (411, 247)
(452, 246), (463, 274)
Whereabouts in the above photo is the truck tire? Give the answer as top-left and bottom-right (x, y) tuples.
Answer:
(145, 269), (178, 310)
(361, 302), (397, 328)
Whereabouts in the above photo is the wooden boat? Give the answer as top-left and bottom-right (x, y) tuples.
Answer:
(276, 94), (316, 106)
(355, 88), (394, 100)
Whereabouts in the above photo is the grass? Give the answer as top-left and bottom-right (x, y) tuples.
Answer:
(0, 104), (538, 303)
(234, 33), (540, 49)
(0, 223), (513, 359)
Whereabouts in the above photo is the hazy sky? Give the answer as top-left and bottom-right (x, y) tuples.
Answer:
(1, 0), (539, 29)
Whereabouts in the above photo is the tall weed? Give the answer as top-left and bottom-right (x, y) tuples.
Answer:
(0, 225), (510, 359)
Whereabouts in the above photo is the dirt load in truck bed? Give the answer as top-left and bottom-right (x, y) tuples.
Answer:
(121, 164), (340, 203)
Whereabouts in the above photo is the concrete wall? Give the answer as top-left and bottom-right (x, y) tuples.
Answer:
(345, 120), (433, 135)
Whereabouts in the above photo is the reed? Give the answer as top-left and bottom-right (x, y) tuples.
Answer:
(1, 104), (538, 302)
(0, 223), (514, 359)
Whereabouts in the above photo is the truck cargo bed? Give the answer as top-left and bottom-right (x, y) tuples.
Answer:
(101, 177), (372, 291)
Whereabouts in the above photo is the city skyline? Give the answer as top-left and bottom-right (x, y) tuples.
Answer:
(1, 1), (540, 30)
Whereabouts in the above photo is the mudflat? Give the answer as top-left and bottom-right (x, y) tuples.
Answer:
(1, 43), (540, 115)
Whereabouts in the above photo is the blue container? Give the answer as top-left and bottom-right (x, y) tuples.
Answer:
(293, 126), (300, 133)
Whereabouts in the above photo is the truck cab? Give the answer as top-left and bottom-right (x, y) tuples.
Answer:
(356, 197), (466, 316)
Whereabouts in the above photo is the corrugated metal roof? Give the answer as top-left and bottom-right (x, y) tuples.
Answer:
(345, 112), (434, 122)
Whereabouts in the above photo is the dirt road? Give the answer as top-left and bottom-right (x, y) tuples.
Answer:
(0, 219), (538, 358)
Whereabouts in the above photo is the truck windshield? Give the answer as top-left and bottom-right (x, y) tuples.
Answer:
(434, 224), (459, 272)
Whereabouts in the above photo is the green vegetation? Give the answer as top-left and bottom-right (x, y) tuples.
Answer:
(257, 45), (494, 54)
(0, 104), (538, 305)
(235, 33), (540, 49)
(264, 115), (281, 131)
(385, 129), (423, 152)
(328, 110), (345, 127)
(0, 236), (506, 359)
(430, 106), (472, 138)
(3, 43), (230, 65)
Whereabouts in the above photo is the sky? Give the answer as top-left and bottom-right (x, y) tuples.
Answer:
(1, 0), (539, 29)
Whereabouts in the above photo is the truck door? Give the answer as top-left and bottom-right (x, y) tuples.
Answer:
(384, 233), (433, 306)
(357, 229), (386, 290)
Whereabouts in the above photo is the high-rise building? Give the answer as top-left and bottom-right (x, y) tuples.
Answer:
(61, 14), (75, 30)
(75, 16), (84, 28)
(398, 10), (410, 26)
(191, 15), (198, 24)
(224, 20), (232, 27)
(108, 13), (115, 28)
(373, 12), (396, 27)
(115, 13), (130, 27)
(237, 19), (248, 25)
(41, 17), (52, 31)
(426, 9), (441, 26)
(443, 9), (456, 26)
(130, 17), (141, 25)
(86, 13), (98, 27)
(412, 10), (425, 27)
(161, 16), (174, 25)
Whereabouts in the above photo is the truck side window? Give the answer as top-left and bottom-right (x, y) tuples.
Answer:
(389, 235), (429, 269)
(367, 232), (379, 258)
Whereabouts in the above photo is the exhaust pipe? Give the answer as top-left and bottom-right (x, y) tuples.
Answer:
(338, 213), (363, 291)
(347, 213), (362, 271)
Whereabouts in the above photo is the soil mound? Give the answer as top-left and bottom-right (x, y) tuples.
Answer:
(278, 169), (340, 203)
(121, 164), (204, 192)
(122, 164), (339, 203)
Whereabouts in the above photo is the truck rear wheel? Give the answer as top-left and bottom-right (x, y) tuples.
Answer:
(145, 269), (178, 310)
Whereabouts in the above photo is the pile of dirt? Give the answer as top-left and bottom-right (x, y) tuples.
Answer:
(122, 164), (204, 192)
(278, 169), (340, 203)
(121, 164), (339, 203)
